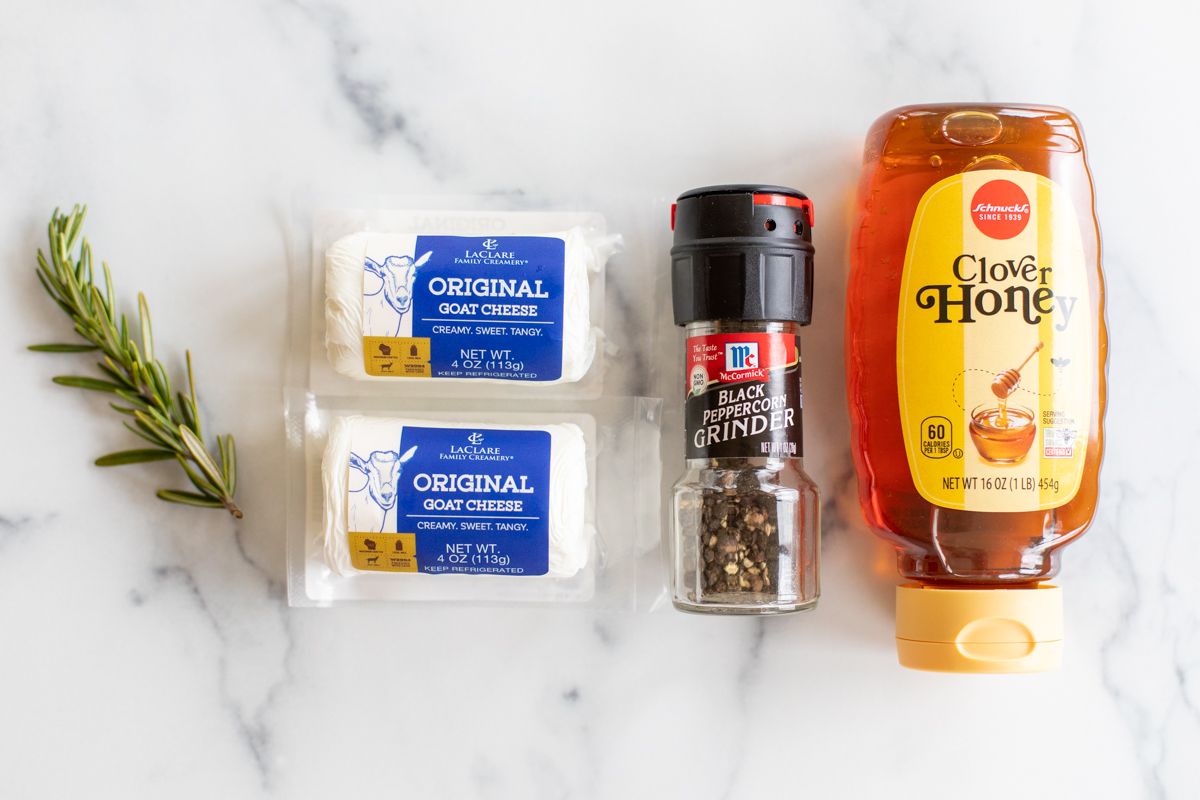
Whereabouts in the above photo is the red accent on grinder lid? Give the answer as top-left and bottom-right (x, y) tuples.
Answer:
(753, 193), (814, 227)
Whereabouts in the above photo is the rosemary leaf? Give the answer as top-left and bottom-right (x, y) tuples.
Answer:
(185, 351), (201, 439)
(102, 263), (115, 323)
(217, 434), (229, 480)
(180, 426), (225, 489)
(137, 292), (153, 362)
(96, 449), (176, 466)
(53, 375), (122, 392)
(29, 343), (99, 353)
(124, 420), (174, 450)
(150, 361), (171, 401)
(35, 270), (73, 315)
(176, 391), (195, 429)
(156, 489), (225, 509)
(135, 406), (177, 437)
(98, 362), (128, 387)
(176, 453), (219, 495)
(65, 210), (85, 250)
(224, 434), (237, 494)
(114, 388), (150, 411)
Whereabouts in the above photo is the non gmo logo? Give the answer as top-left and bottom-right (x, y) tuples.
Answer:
(724, 342), (758, 372)
(970, 179), (1031, 240)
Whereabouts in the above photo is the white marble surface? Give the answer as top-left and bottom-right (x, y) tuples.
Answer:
(1, 1), (1198, 797)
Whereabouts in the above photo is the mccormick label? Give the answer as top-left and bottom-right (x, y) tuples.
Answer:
(684, 332), (803, 460)
(345, 423), (551, 575)
(360, 234), (566, 380)
(896, 169), (1094, 512)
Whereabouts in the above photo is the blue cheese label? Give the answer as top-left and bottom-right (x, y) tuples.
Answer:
(346, 423), (552, 575)
(361, 234), (566, 381)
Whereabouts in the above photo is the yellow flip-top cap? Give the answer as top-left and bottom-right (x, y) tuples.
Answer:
(895, 584), (1062, 673)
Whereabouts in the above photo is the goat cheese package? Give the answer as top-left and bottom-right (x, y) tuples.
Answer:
(322, 415), (591, 578)
(325, 224), (613, 383)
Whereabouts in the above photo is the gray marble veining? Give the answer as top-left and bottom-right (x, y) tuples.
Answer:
(1, 0), (1197, 797)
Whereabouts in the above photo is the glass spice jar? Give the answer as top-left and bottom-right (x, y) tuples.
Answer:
(668, 185), (820, 615)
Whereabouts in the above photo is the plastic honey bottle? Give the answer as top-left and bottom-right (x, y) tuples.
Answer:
(846, 105), (1107, 672)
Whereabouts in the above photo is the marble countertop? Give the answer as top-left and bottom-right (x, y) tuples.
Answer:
(2, 1), (1197, 797)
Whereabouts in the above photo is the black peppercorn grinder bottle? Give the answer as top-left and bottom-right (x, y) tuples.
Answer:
(669, 185), (820, 614)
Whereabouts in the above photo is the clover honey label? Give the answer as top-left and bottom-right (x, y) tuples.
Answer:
(896, 169), (1093, 511)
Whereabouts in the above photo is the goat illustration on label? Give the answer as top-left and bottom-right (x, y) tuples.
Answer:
(363, 251), (433, 337)
(348, 445), (419, 532)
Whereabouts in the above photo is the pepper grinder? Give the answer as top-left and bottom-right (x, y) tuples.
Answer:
(668, 185), (820, 615)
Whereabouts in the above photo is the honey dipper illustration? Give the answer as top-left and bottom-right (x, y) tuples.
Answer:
(969, 342), (1044, 464)
(991, 342), (1044, 399)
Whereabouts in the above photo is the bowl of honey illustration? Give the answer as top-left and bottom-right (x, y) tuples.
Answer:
(969, 402), (1037, 463)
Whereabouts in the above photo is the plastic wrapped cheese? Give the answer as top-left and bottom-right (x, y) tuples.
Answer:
(322, 415), (591, 578)
(325, 224), (614, 383)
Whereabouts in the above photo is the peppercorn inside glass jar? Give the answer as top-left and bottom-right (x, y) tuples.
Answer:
(668, 186), (820, 615)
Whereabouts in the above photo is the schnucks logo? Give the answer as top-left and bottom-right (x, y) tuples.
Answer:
(970, 180), (1031, 240)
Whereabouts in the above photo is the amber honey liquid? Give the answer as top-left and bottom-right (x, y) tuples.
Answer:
(847, 105), (1108, 586)
(969, 401), (1036, 463)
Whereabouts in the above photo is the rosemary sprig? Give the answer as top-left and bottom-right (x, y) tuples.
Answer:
(29, 205), (243, 519)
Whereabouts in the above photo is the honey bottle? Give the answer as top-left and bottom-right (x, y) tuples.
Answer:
(846, 105), (1107, 672)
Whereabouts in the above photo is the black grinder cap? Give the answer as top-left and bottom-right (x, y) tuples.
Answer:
(670, 184), (814, 326)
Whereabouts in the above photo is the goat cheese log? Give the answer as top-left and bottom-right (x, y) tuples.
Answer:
(325, 225), (613, 382)
(323, 415), (591, 578)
